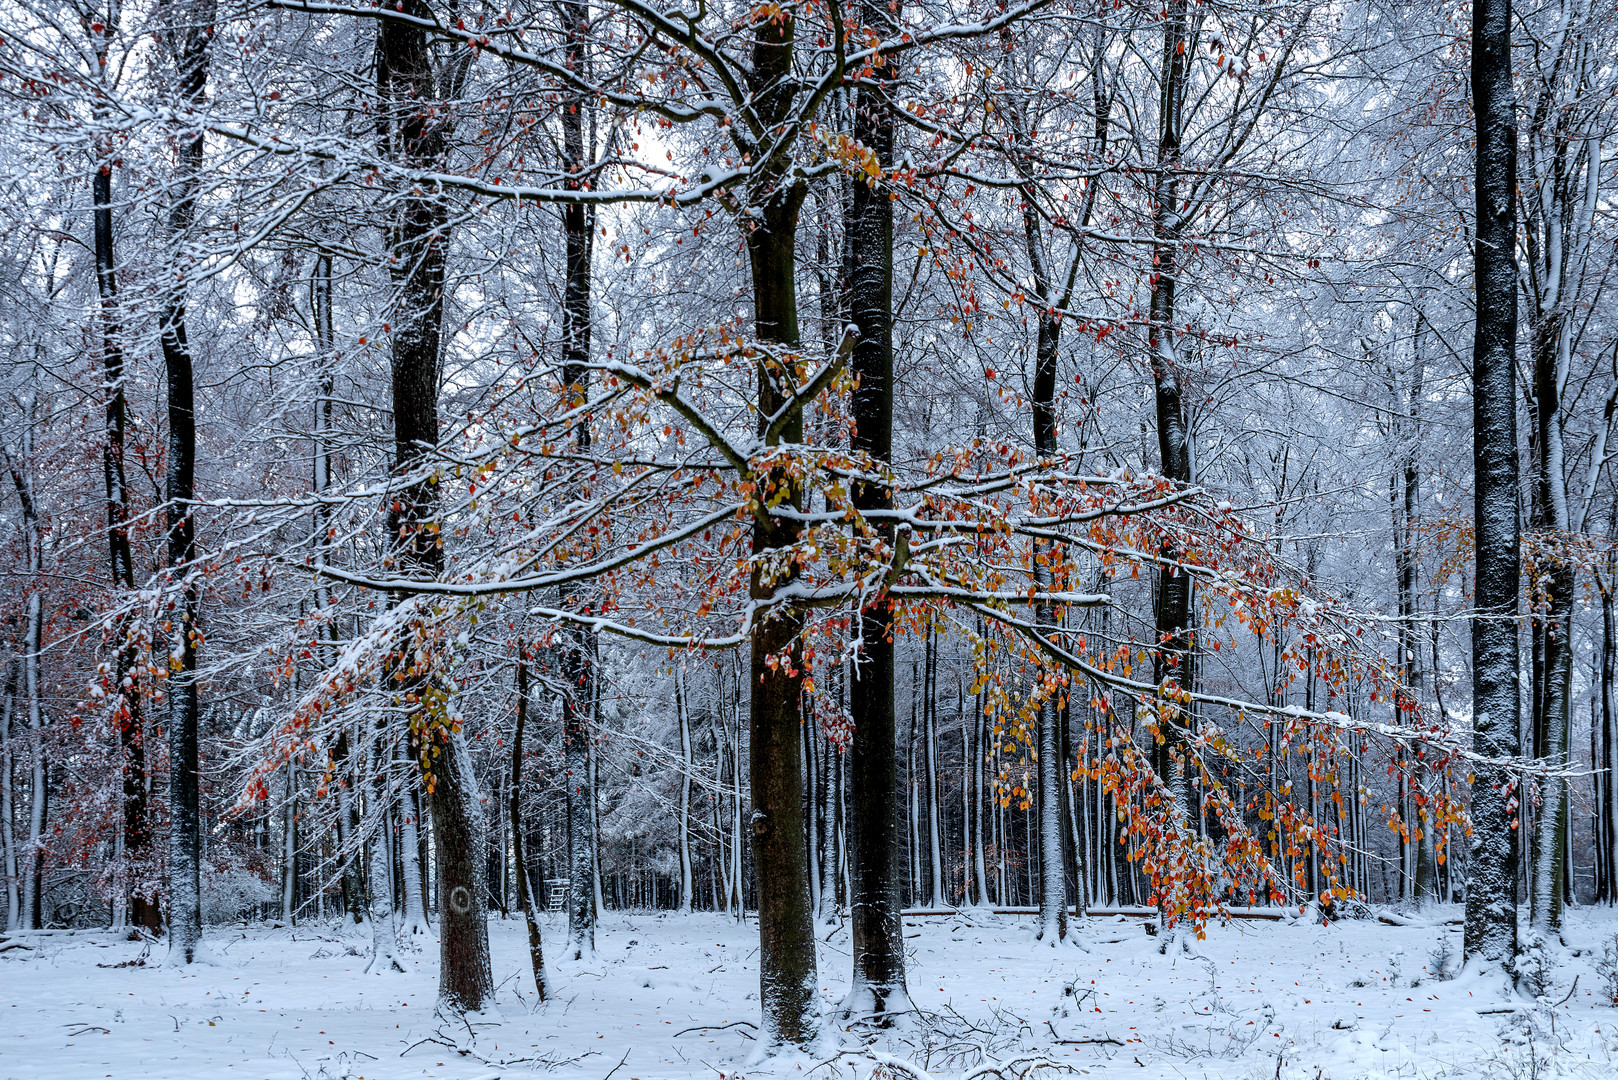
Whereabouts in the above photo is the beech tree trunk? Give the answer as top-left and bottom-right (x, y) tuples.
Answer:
(1465, 0), (1522, 967)
(740, 5), (819, 1044)
(1143, 1), (1200, 907)
(842, 3), (911, 1017)
(377, 0), (492, 1010)
(554, 0), (600, 958)
(89, 32), (157, 931)
(158, 0), (215, 964)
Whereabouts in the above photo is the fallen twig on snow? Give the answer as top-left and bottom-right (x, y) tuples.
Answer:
(601, 1047), (632, 1080)
(672, 1019), (758, 1040)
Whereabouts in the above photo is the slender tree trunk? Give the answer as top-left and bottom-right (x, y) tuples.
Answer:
(332, 730), (366, 926)
(9, 460), (45, 932)
(156, 0), (215, 965)
(837, 0), (911, 1019)
(1465, 0), (1522, 966)
(729, 671), (745, 917)
(511, 643), (549, 998)
(817, 707), (837, 921)
(0, 670), (15, 931)
(1526, 197), (1580, 937)
(397, 745), (429, 933)
(1602, 568), (1618, 903)
(1147, 0), (1197, 863)
(89, 39), (157, 931)
(554, 0), (601, 955)
(364, 720), (403, 972)
(924, 632), (944, 907)
(282, 764), (298, 923)
(959, 687), (973, 907)
(970, 676), (988, 906)
(677, 666), (694, 914)
(1016, 99), (1068, 943)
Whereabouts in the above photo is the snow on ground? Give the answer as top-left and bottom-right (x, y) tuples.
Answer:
(3, 906), (1617, 1079)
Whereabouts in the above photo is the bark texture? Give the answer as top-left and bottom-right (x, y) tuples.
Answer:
(1465, 0), (1522, 968)
(158, 0), (216, 965)
(377, 0), (493, 1011)
(842, 13), (911, 1018)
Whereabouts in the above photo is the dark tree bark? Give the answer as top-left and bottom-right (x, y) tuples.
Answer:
(1021, 124), (1068, 946)
(557, 0), (600, 960)
(1145, 0), (1199, 879)
(1465, 0), (1522, 968)
(89, 43), (158, 932)
(157, 0), (216, 965)
(89, 25), (160, 932)
(739, 4), (818, 1046)
(841, 0), (911, 1020)
(1599, 561), (1617, 904)
(377, 0), (493, 1011)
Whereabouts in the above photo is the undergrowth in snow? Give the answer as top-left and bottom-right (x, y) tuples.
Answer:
(3, 906), (1617, 1079)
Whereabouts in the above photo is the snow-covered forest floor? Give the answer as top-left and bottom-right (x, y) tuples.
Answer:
(4, 907), (1617, 1080)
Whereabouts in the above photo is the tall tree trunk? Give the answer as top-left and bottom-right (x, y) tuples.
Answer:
(677, 666), (694, 913)
(1148, 0), (1197, 859)
(746, 195), (818, 1044)
(1465, 0), (1522, 967)
(972, 678), (990, 906)
(5, 439), (46, 931)
(0, 668), (15, 931)
(924, 631), (944, 907)
(1523, 78), (1588, 934)
(157, 0), (215, 965)
(89, 22), (156, 930)
(727, 666), (745, 917)
(556, 0), (600, 958)
(1010, 71), (1070, 943)
(282, 763), (298, 923)
(959, 686), (973, 907)
(842, 3), (911, 1017)
(377, 0), (492, 1010)
(817, 697), (838, 921)
(741, 5), (818, 1044)
(1602, 565), (1618, 904)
